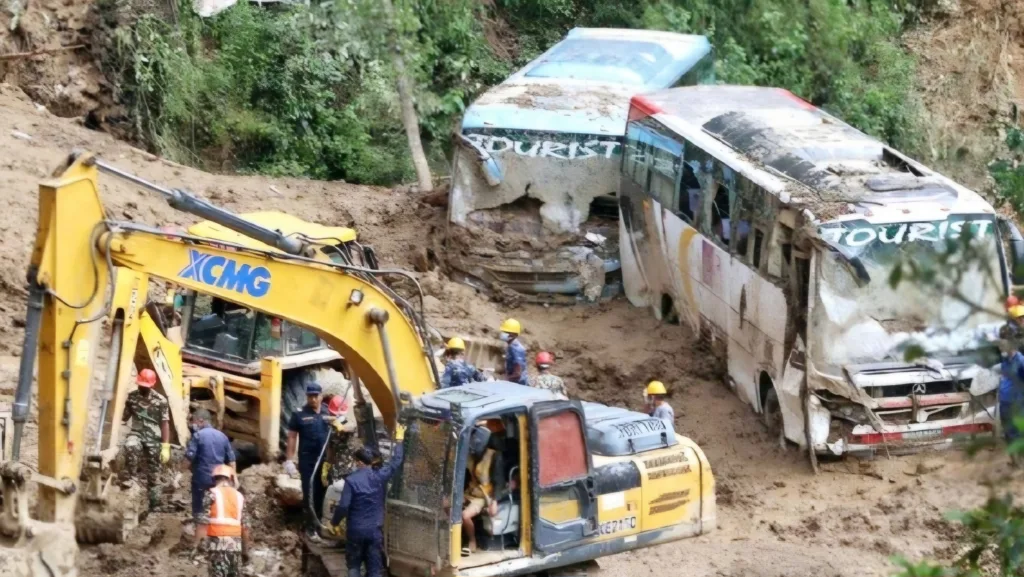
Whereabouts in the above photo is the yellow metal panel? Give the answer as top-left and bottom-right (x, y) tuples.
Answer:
(187, 211), (357, 253)
(538, 495), (580, 524)
(137, 310), (189, 446)
(102, 268), (149, 451)
(34, 157), (110, 523)
(450, 523), (462, 568)
(518, 413), (531, 556)
(101, 229), (436, 430)
(260, 357), (284, 460)
(638, 443), (703, 532)
(593, 487), (642, 542)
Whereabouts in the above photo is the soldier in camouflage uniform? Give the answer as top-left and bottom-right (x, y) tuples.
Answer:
(196, 465), (250, 577)
(530, 352), (567, 399)
(441, 337), (484, 388)
(322, 395), (360, 486)
(121, 368), (171, 510)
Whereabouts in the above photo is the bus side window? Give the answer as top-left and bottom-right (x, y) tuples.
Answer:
(752, 229), (765, 269)
(712, 184), (730, 247)
(734, 216), (751, 258)
(677, 161), (701, 222)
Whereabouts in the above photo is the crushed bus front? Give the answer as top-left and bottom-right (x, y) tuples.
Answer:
(803, 360), (999, 457)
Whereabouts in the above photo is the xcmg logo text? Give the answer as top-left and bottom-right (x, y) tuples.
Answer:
(178, 249), (272, 297)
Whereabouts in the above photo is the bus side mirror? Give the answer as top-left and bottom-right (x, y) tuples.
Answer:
(998, 216), (1024, 285)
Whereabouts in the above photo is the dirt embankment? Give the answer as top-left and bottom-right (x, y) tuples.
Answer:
(908, 0), (1024, 189)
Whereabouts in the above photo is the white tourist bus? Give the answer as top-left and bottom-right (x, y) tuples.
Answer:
(618, 85), (1019, 456)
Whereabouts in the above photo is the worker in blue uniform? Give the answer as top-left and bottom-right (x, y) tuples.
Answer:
(284, 382), (330, 539)
(328, 426), (408, 577)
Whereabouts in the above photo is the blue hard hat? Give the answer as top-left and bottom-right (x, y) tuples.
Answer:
(306, 382), (322, 395)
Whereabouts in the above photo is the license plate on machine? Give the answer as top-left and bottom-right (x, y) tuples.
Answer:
(902, 429), (942, 441)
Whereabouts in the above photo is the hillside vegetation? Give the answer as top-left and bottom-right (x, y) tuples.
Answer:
(97, 0), (937, 185)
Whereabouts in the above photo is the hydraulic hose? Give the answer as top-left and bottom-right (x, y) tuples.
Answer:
(12, 280), (45, 461)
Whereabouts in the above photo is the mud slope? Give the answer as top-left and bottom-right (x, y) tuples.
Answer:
(3, 85), (1024, 577)
(0, 84), (443, 355)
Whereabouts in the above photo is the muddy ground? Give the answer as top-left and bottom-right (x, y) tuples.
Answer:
(1, 85), (1023, 577)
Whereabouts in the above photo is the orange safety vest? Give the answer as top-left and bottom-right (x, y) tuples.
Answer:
(207, 486), (244, 538)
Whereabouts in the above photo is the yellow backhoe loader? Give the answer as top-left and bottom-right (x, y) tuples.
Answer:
(0, 152), (716, 577)
(100, 214), (393, 469)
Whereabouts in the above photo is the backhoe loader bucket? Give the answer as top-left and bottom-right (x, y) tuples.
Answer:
(0, 461), (79, 577)
(73, 455), (145, 544)
(459, 336), (506, 377)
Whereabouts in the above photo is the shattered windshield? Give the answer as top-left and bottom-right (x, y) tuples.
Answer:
(813, 215), (1004, 365)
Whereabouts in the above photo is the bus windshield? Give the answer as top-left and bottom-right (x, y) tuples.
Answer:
(814, 215), (1004, 365)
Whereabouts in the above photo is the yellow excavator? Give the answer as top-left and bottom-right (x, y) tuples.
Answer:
(0, 152), (716, 577)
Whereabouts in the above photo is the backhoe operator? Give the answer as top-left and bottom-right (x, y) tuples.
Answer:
(122, 368), (171, 511)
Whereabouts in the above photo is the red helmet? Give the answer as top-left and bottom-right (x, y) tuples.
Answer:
(536, 351), (554, 366)
(328, 394), (349, 416)
(1007, 295), (1020, 310)
(137, 368), (157, 388)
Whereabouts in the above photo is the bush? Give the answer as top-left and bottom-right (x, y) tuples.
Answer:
(102, 0), (930, 184)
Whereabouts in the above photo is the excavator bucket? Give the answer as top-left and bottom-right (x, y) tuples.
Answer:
(72, 455), (147, 545)
(459, 336), (506, 377)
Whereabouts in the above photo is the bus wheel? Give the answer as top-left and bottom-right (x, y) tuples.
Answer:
(763, 388), (784, 446)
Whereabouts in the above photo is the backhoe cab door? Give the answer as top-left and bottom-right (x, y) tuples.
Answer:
(529, 400), (598, 553)
(386, 417), (456, 571)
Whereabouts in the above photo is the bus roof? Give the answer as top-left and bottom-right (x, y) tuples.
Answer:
(462, 29), (711, 135)
(635, 85), (993, 222)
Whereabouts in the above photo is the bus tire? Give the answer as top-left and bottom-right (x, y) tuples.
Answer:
(762, 387), (784, 444)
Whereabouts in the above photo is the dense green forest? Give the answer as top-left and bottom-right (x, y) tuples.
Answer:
(97, 0), (938, 184)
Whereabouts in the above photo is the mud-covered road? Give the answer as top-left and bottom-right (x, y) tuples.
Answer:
(1, 86), (1022, 577)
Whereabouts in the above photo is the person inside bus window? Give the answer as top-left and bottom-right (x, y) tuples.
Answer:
(712, 184), (730, 245)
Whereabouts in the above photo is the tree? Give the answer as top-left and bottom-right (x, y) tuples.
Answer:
(381, 0), (433, 193)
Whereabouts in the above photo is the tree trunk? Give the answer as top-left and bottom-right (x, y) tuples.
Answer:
(381, 0), (433, 193)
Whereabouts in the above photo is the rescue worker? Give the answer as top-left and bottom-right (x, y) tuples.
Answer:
(121, 368), (171, 511)
(460, 425), (498, 556)
(322, 394), (359, 486)
(441, 337), (484, 388)
(499, 319), (528, 386)
(644, 380), (675, 424)
(530, 351), (567, 399)
(327, 429), (407, 577)
(284, 382), (330, 539)
(185, 408), (237, 524)
(999, 319), (1024, 465)
(194, 465), (250, 577)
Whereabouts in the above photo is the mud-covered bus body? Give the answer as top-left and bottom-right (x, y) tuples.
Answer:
(447, 28), (713, 302)
(618, 85), (1021, 457)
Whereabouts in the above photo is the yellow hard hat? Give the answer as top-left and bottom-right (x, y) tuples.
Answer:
(500, 318), (522, 334)
(446, 337), (466, 351)
(646, 380), (667, 396)
(1011, 305), (1024, 319)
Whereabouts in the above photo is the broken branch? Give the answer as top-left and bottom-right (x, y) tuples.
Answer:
(0, 44), (86, 61)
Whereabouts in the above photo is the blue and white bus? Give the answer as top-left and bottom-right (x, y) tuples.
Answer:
(447, 28), (714, 301)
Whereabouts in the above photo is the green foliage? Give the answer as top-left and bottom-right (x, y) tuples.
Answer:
(102, 0), (507, 184)
(990, 125), (1024, 215)
(104, 0), (931, 184)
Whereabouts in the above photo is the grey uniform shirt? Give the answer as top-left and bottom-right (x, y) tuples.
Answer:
(652, 403), (675, 424)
